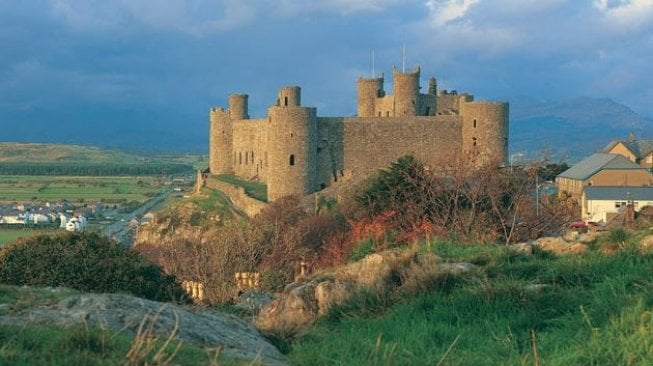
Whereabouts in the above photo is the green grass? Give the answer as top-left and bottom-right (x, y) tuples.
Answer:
(0, 324), (248, 366)
(289, 242), (653, 365)
(0, 285), (248, 365)
(214, 174), (268, 202)
(0, 176), (166, 203)
(0, 229), (56, 246)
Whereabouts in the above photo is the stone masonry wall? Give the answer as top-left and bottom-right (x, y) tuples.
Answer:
(205, 178), (268, 217)
(232, 118), (268, 182)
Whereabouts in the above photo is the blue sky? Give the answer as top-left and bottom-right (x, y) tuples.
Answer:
(1, 0), (652, 149)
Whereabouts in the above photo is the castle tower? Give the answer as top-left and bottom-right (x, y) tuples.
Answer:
(209, 107), (233, 174)
(276, 86), (301, 107)
(229, 94), (249, 120)
(267, 86), (317, 201)
(460, 101), (509, 165)
(393, 66), (420, 117)
(357, 76), (384, 117)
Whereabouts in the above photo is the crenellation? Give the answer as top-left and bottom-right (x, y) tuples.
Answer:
(209, 66), (509, 202)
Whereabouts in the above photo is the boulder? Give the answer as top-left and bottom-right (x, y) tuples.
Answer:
(255, 251), (476, 337)
(507, 242), (534, 255)
(236, 291), (273, 314)
(639, 235), (653, 253)
(536, 237), (588, 256)
(0, 293), (285, 365)
(255, 282), (318, 336)
(335, 250), (413, 291)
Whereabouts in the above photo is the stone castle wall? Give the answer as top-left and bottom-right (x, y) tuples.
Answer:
(205, 178), (268, 217)
(231, 118), (268, 182)
(209, 66), (509, 203)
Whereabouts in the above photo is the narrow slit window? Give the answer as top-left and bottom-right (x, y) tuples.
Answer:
(473, 119), (477, 128)
(284, 96), (288, 106)
(472, 137), (477, 147)
(289, 154), (295, 166)
(239, 152), (242, 165)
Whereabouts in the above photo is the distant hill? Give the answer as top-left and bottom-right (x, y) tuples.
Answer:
(0, 143), (148, 163)
(509, 97), (653, 162)
(0, 143), (207, 169)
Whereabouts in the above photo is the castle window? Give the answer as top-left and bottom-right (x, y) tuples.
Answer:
(284, 97), (288, 106)
(472, 137), (477, 147)
(291, 133), (293, 138)
(239, 152), (242, 165)
(252, 151), (254, 161)
(222, 130), (225, 134)
(378, 112), (381, 117)
(234, 152), (236, 164)
(473, 119), (477, 128)
(386, 111), (390, 117)
(245, 152), (248, 165)
(265, 152), (268, 167)
(289, 154), (295, 166)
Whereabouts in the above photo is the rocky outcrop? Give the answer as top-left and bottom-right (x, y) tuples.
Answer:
(0, 293), (285, 366)
(640, 235), (653, 253)
(255, 251), (476, 336)
(537, 237), (589, 255)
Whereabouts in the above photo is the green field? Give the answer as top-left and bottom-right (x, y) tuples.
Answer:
(214, 174), (268, 202)
(0, 229), (55, 246)
(0, 176), (167, 203)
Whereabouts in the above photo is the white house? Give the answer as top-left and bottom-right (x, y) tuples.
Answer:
(583, 186), (653, 223)
(65, 216), (87, 232)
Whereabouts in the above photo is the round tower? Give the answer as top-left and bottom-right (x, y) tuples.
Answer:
(393, 66), (420, 117)
(357, 76), (384, 117)
(267, 86), (317, 201)
(209, 107), (233, 174)
(460, 101), (509, 165)
(277, 86), (301, 107)
(229, 94), (249, 120)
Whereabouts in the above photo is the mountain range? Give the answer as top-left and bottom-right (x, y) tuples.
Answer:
(509, 96), (653, 162)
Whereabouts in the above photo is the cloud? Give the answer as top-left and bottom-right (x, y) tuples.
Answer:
(425, 0), (479, 27)
(274, 0), (404, 17)
(593, 0), (653, 33)
(47, 0), (259, 35)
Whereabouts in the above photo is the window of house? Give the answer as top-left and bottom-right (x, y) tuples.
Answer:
(615, 201), (626, 209)
(289, 154), (295, 166)
(647, 155), (653, 163)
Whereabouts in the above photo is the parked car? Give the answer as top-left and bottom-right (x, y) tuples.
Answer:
(569, 221), (588, 229)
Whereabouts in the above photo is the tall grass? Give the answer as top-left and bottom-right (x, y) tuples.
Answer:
(289, 244), (653, 365)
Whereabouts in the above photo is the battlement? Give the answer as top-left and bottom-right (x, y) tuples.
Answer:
(208, 65), (509, 205)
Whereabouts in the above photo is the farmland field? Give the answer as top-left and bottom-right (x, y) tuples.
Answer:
(0, 229), (56, 246)
(0, 176), (169, 203)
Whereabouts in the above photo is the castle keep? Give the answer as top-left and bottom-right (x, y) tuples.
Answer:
(209, 66), (509, 201)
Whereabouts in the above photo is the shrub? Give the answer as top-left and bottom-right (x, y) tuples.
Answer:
(0, 232), (188, 303)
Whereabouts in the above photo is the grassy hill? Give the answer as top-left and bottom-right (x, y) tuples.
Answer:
(0, 143), (147, 164)
(288, 231), (653, 365)
(0, 143), (207, 168)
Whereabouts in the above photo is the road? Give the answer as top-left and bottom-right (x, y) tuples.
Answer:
(103, 189), (172, 245)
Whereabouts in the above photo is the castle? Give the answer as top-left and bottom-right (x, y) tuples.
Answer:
(209, 66), (509, 201)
